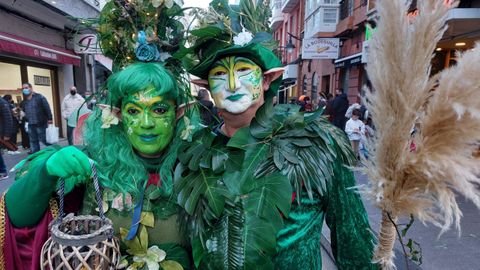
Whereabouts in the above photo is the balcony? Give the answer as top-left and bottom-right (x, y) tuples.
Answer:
(305, 6), (340, 38)
(282, 0), (300, 13)
(283, 64), (298, 80)
(270, 0), (284, 31)
(40, 0), (103, 18)
(440, 8), (480, 47)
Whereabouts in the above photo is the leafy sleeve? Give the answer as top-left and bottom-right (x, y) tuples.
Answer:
(325, 138), (377, 269)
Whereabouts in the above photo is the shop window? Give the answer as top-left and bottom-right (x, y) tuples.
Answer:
(340, 68), (350, 94)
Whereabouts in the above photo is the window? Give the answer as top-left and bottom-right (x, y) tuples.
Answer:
(312, 73), (318, 101)
(347, 0), (354, 15)
(323, 0), (337, 4)
(323, 8), (338, 24)
(303, 75), (308, 95)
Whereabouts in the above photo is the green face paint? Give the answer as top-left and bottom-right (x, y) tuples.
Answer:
(121, 89), (176, 156)
(207, 56), (263, 114)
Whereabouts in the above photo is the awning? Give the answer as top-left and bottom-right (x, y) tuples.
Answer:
(334, 53), (363, 68)
(94, 54), (113, 71)
(0, 31), (81, 66)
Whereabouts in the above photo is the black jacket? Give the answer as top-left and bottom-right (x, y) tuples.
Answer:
(198, 100), (219, 126)
(332, 93), (349, 117)
(0, 98), (14, 137)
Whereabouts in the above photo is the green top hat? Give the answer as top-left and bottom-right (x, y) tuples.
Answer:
(184, 0), (283, 93)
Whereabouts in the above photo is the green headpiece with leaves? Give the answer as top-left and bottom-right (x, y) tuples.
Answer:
(97, 0), (185, 71)
(182, 0), (283, 93)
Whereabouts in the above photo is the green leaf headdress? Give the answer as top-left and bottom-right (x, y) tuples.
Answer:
(93, 0), (194, 108)
(182, 0), (283, 95)
(97, 0), (185, 71)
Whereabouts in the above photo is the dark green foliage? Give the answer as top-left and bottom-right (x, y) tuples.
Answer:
(175, 102), (356, 269)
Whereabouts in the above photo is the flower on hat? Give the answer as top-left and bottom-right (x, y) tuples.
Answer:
(233, 29), (253, 46)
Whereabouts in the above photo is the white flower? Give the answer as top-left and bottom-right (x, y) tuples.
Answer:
(112, 193), (133, 212)
(164, 0), (174, 8)
(133, 246), (167, 270)
(151, 0), (164, 8)
(159, 52), (172, 61)
(233, 29), (253, 46)
(100, 106), (120, 129)
(180, 116), (195, 141)
(174, 0), (183, 7)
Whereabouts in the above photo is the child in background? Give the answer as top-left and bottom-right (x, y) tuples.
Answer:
(345, 109), (365, 159)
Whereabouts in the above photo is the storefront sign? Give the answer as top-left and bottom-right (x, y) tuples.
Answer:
(34, 75), (51, 86)
(334, 53), (363, 68)
(74, 34), (102, 54)
(302, 38), (339, 60)
(0, 31), (80, 66)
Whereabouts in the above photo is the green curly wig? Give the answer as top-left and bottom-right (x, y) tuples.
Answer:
(83, 62), (183, 200)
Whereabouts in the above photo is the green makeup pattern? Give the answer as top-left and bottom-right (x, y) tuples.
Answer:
(121, 89), (176, 156)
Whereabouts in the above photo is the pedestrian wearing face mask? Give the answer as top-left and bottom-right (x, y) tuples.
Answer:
(61, 86), (85, 145)
(20, 82), (53, 154)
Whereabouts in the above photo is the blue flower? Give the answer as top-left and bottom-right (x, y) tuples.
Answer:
(137, 30), (147, 44)
(135, 43), (161, 62)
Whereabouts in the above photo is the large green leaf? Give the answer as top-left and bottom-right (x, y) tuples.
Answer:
(190, 25), (224, 38)
(175, 164), (226, 217)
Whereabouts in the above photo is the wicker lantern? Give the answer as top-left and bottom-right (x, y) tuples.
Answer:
(41, 161), (121, 270)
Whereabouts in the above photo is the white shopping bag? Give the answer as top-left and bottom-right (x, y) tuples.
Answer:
(46, 124), (59, 144)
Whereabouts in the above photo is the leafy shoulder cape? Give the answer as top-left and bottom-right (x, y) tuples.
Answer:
(175, 104), (375, 269)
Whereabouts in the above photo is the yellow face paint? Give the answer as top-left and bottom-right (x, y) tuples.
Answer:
(207, 56), (263, 114)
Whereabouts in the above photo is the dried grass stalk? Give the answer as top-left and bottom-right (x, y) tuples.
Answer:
(363, 0), (480, 268)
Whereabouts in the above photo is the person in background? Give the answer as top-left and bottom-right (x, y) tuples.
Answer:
(21, 82), (53, 154)
(197, 88), (219, 127)
(61, 86), (85, 145)
(345, 108), (365, 160)
(0, 96), (13, 179)
(2, 95), (20, 154)
(18, 102), (30, 151)
(332, 88), (349, 130)
(317, 93), (327, 109)
(323, 93), (334, 122)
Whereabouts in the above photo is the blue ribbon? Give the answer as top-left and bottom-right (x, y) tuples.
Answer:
(125, 190), (145, 241)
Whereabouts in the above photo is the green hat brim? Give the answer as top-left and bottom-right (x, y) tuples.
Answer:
(189, 43), (283, 93)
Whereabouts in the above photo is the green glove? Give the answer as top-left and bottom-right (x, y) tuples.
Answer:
(5, 146), (92, 228)
(46, 146), (92, 179)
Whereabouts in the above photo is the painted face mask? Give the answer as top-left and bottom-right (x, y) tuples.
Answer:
(207, 56), (263, 114)
(121, 88), (176, 156)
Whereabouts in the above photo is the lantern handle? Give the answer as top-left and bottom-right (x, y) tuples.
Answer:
(56, 159), (105, 223)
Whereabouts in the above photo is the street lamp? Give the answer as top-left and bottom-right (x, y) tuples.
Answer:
(285, 32), (301, 54)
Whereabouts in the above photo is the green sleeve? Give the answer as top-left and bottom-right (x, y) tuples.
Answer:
(325, 162), (378, 270)
(5, 150), (58, 227)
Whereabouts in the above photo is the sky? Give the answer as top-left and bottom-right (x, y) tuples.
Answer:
(183, 0), (212, 8)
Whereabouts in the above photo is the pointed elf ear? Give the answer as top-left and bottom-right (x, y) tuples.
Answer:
(263, 67), (284, 91)
(176, 100), (196, 120)
(97, 103), (122, 121)
(191, 79), (210, 90)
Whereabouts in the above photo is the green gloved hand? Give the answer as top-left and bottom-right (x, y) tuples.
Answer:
(46, 146), (92, 179)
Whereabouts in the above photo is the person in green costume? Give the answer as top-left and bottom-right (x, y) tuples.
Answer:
(174, 0), (378, 269)
(0, 1), (197, 269)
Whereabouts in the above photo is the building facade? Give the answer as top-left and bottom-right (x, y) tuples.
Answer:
(0, 0), (109, 135)
(333, 0), (369, 105)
